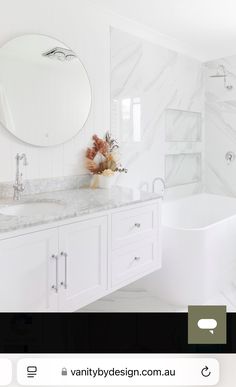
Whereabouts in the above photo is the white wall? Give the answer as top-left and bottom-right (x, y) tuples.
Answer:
(0, 0), (204, 191)
(0, 0), (110, 182)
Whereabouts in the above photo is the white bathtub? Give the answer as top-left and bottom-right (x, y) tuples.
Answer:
(143, 193), (236, 306)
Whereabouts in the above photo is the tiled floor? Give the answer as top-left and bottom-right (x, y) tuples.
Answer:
(81, 287), (236, 313)
(81, 288), (186, 312)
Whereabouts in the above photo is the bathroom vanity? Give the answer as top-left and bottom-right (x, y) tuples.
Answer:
(0, 33), (162, 312)
(0, 187), (161, 312)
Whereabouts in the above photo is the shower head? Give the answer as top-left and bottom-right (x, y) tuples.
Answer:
(42, 47), (77, 61)
(209, 64), (233, 90)
(210, 64), (226, 78)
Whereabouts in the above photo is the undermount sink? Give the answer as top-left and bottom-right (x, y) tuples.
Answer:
(0, 201), (64, 217)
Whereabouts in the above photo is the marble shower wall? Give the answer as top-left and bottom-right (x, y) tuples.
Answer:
(205, 56), (236, 196)
(110, 28), (205, 199)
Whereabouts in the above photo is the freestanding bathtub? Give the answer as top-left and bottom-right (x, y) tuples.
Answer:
(141, 193), (236, 307)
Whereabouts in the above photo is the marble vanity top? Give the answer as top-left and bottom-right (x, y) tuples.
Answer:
(0, 186), (161, 234)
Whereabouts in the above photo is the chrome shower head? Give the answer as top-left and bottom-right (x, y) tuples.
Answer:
(210, 64), (226, 78)
(209, 64), (233, 90)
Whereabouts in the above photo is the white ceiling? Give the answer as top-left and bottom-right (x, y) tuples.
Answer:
(91, 0), (236, 61)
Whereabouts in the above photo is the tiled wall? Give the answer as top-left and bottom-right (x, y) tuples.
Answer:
(110, 28), (205, 198)
(205, 56), (236, 196)
(0, 0), (110, 183)
(165, 109), (202, 142)
(165, 153), (201, 188)
(0, 4), (205, 199)
(0, 0), (204, 190)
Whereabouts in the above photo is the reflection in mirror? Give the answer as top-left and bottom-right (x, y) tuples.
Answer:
(0, 35), (92, 146)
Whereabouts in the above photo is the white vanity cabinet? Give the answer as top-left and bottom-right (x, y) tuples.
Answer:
(0, 216), (107, 312)
(58, 216), (107, 312)
(0, 200), (161, 312)
(110, 203), (160, 289)
(0, 229), (58, 312)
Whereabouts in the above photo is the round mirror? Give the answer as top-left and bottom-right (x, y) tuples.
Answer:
(0, 34), (92, 146)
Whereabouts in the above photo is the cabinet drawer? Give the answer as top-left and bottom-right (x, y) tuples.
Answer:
(112, 204), (157, 248)
(112, 239), (157, 287)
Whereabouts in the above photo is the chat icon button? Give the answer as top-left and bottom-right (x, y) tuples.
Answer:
(188, 306), (226, 344)
(197, 318), (218, 334)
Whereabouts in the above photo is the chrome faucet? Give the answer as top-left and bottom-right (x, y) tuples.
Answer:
(225, 151), (235, 165)
(152, 177), (166, 198)
(13, 153), (28, 200)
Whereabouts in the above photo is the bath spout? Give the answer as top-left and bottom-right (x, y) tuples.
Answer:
(152, 177), (165, 198)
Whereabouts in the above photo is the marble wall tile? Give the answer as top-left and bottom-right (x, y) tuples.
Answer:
(165, 109), (202, 142)
(111, 28), (205, 198)
(205, 56), (236, 197)
(165, 153), (201, 188)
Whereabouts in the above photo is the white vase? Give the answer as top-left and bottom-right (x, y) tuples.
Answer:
(98, 174), (116, 189)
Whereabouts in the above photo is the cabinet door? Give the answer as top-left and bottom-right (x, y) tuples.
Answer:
(0, 229), (58, 312)
(58, 216), (107, 311)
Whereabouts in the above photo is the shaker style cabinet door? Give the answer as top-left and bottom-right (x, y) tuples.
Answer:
(0, 229), (59, 312)
(58, 216), (108, 311)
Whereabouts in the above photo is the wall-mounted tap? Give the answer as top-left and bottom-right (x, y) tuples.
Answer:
(152, 177), (166, 199)
(13, 153), (28, 200)
(225, 151), (235, 165)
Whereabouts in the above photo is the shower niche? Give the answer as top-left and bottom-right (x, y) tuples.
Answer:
(165, 108), (202, 188)
(165, 108), (202, 142)
(165, 153), (202, 188)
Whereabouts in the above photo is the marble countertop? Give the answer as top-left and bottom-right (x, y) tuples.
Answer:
(0, 186), (161, 234)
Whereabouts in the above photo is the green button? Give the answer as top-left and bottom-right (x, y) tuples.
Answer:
(188, 306), (227, 344)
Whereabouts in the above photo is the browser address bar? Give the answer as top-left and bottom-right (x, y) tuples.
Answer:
(17, 356), (220, 386)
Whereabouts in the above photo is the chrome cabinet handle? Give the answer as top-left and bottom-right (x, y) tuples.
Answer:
(134, 256), (141, 261)
(60, 252), (68, 289)
(51, 254), (58, 293)
(134, 223), (141, 228)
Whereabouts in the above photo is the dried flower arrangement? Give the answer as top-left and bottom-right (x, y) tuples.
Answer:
(85, 132), (127, 177)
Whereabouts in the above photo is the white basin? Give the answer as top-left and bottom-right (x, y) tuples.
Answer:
(0, 201), (64, 217)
